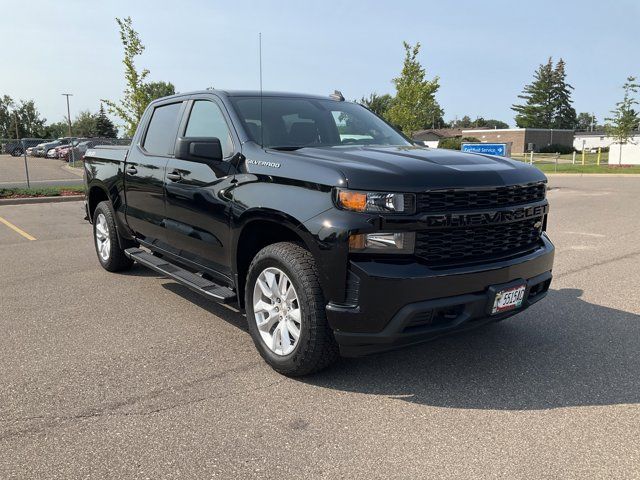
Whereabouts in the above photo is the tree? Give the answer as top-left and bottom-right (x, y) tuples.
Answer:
(450, 116), (508, 129)
(141, 81), (175, 105)
(552, 59), (577, 129)
(358, 93), (394, 118)
(606, 76), (640, 165)
(386, 42), (443, 136)
(451, 115), (473, 128)
(438, 136), (480, 150)
(0, 96), (47, 138)
(15, 100), (47, 137)
(0, 95), (13, 138)
(576, 112), (596, 131)
(512, 57), (576, 129)
(72, 110), (99, 137)
(42, 122), (68, 139)
(96, 104), (118, 138)
(481, 119), (509, 129)
(102, 17), (175, 137)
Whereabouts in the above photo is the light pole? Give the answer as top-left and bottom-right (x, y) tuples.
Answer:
(62, 93), (74, 166)
(62, 93), (73, 136)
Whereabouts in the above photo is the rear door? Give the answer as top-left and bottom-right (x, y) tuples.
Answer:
(163, 95), (238, 279)
(124, 100), (186, 245)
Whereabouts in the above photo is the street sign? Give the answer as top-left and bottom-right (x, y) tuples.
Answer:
(461, 143), (510, 157)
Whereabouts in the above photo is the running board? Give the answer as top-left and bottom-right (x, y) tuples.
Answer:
(124, 248), (236, 304)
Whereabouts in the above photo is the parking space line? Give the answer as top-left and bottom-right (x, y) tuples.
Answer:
(0, 216), (37, 241)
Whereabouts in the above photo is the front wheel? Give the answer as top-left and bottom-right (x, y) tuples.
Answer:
(245, 242), (339, 376)
(92, 201), (134, 272)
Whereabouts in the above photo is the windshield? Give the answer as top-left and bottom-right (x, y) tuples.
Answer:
(229, 96), (410, 149)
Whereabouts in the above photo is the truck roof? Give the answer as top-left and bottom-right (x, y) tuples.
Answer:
(153, 90), (343, 102)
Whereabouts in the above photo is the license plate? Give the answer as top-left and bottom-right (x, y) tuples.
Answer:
(491, 284), (526, 314)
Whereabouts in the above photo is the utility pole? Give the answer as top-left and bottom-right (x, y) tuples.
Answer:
(62, 93), (74, 166)
(14, 110), (20, 140)
(15, 111), (30, 188)
(62, 93), (73, 136)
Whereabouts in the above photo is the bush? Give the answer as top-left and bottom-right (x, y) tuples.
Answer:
(438, 136), (480, 150)
(538, 144), (574, 154)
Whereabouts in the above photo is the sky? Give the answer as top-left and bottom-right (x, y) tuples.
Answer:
(1, 0), (638, 128)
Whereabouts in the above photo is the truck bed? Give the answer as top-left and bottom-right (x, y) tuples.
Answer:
(85, 145), (129, 163)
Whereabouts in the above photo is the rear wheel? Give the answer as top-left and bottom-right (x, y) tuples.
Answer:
(245, 242), (339, 376)
(92, 201), (134, 272)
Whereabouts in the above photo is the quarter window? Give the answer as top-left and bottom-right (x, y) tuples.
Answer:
(143, 102), (183, 155)
(185, 101), (234, 158)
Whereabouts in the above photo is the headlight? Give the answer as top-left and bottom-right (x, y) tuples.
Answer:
(335, 188), (413, 214)
(349, 232), (415, 254)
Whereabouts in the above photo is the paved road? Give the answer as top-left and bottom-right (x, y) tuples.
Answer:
(0, 154), (83, 188)
(1, 177), (639, 479)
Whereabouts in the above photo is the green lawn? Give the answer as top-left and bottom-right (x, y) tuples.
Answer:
(534, 163), (640, 174)
(0, 185), (85, 199)
(511, 151), (609, 165)
(510, 151), (640, 173)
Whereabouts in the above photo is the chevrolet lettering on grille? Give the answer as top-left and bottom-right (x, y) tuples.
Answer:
(421, 204), (548, 228)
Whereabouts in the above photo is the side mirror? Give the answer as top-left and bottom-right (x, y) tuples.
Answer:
(175, 137), (223, 162)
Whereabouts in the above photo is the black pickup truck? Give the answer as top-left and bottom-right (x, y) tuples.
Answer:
(83, 90), (554, 376)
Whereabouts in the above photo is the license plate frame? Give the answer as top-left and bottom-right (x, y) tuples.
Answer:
(489, 282), (527, 315)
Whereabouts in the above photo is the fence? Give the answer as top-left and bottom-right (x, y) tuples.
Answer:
(1, 137), (130, 188)
(510, 149), (613, 173)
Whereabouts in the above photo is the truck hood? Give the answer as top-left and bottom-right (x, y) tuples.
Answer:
(276, 145), (546, 191)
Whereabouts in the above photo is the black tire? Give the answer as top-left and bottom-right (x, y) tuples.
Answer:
(245, 242), (339, 376)
(92, 201), (134, 272)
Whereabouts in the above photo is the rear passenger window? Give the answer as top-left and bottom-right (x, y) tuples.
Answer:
(185, 100), (234, 158)
(143, 102), (182, 155)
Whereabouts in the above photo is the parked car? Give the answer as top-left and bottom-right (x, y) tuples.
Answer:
(47, 139), (84, 159)
(84, 89), (554, 376)
(36, 137), (78, 157)
(46, 147), (61, 158)
(35, 140), (62, 157)
(2, 140), (24, 156)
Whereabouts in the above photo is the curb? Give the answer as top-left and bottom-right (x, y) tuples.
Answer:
(0, 195), (84, 206)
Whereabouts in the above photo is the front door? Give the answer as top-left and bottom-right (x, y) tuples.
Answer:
(164, 97), (238, 279)
(124, 101), (184, 245)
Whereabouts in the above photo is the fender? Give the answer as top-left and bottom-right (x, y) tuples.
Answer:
(230, 177), (342, 301)
(85, 164), (134, 242)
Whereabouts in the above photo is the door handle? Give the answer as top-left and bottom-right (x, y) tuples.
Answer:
(166, 171), (182, 182)
(125, 166), (138, 175)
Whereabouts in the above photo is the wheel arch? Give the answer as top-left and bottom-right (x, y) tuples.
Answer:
(87, 181), (134, 248)
(87, 183), (110, 221)
(233, 210), (317, 309)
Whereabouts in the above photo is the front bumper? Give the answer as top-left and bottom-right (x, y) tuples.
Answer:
(326, 234), (554, 357)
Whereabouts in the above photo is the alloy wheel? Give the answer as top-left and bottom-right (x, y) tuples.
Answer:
(252, 267), (302, 356)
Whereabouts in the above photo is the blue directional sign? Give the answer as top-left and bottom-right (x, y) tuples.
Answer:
(461, 143), (508, 157)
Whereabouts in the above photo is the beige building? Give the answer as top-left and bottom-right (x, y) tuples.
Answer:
(461, 128), (574, 154)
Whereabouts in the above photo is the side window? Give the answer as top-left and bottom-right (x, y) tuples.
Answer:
(185, 100), (234, 158)
(143, 102), (183, 155)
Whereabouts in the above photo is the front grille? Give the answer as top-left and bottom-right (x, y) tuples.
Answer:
(415, 217), (543, 266)
(416, 182), (546, 213)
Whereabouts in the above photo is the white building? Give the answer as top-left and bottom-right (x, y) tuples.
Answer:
(573, 131), (640, 152)
(609, 143), (640, 165)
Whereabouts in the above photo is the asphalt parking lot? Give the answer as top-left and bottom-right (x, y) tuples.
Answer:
(1, 176), (639, 479)
(0, 154), (83, 188)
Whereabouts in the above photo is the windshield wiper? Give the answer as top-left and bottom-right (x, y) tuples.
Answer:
(268, 145), (304, 151)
